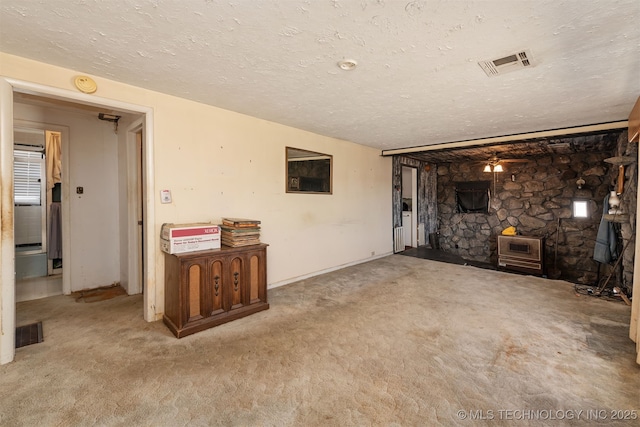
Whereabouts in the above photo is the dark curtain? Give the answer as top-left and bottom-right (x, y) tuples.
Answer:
(456, 181), (490, 213)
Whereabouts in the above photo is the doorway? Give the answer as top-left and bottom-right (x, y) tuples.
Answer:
(0, 77), (157, 364)
(401, 166), (418, 248)
(13, 124), (67, 302)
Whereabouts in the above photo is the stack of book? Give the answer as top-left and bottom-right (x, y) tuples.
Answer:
(220, 218), (261, 247)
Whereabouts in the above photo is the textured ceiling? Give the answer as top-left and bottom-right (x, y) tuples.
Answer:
(1, 0), (639, 151)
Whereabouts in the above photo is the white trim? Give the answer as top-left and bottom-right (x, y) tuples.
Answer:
(142, 115), (157, 320)
(0, 79), (16, 364)
(5, 78), (148, 115)
(381, 121), (629, 156)
(411, 167), (418, 247)
(0, 77), (157, 364)
(125, 120), (143, 295)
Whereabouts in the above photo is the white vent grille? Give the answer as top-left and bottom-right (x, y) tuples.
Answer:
(394, 227), (405, 253)
(478, 50), (534, 77)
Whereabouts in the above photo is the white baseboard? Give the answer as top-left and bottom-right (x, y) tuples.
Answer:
(268, 251), (393, 290)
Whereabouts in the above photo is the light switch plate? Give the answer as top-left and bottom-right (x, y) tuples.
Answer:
(160, 189), (172, 204)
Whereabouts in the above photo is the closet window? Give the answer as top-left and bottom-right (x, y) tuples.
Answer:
(14, 149), (44, 205)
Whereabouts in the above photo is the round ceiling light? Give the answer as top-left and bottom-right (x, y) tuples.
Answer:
(337, 59), (357, 71)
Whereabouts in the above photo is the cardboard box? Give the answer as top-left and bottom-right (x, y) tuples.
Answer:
(160, 236), (220, 254)
(160, 223), (221, 254)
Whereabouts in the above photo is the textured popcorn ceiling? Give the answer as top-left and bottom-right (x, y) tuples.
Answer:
(0, 0), (638, 151)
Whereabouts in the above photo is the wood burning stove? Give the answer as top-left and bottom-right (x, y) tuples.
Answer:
(497, 235), (544, 276)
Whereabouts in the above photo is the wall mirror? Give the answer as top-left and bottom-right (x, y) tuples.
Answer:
(286, 147), (332, 194)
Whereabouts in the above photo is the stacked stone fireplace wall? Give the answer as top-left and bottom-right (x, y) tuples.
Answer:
(614, 130), (636, 293)
(436, 132), (633, 287)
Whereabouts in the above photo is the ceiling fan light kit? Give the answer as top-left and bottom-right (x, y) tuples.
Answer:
(482, 154), (528, 172)
(483, 164), (504, 173)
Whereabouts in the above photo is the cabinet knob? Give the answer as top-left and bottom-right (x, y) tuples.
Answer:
(214, 275), (220, 296)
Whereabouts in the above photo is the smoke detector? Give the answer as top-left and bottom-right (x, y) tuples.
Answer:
(478, 50), (534, 77)
(74, 75), (98, 93)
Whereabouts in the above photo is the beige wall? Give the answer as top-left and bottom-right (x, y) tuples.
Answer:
(0, 53), (392, 320)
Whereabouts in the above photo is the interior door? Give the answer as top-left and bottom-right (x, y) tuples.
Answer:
(136, 129), (144, 293)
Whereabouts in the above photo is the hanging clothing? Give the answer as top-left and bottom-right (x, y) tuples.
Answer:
(593, 193), (618, 264)
(48, 202), (62, 260)
(45, 131), (62, 190)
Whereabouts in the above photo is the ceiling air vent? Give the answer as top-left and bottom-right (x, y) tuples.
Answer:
(478, 50), (534, 77)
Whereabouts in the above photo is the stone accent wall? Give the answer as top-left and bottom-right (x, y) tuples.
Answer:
(614, 130), (636, 295)
(437, 146), (621, 284)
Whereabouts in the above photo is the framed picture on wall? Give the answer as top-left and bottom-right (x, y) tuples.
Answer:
(286, 147), (333, 194)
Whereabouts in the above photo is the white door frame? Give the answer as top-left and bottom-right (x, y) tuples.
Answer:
(410, 167), (418, 248)
(125, 120), (145, 295)
(401, 165), (419, 248)
(0, 77), (156, 364)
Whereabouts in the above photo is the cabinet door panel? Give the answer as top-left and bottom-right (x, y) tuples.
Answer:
(209, 259), (225, 315)
(187, 263), (204, 322)
(249, 254), (260, 303)
(230, 256), (244, 309)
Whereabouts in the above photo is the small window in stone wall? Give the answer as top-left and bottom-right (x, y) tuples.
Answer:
(455, 181), (490, 214)
(573, 200), (589, 218)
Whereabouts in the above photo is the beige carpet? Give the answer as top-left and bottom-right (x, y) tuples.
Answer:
(1, 255), (638, 426)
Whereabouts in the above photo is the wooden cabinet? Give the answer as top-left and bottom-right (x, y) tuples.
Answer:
(163, 244), (268, 338)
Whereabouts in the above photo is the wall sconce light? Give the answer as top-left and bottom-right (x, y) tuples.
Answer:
(576, 177), (585, 189)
